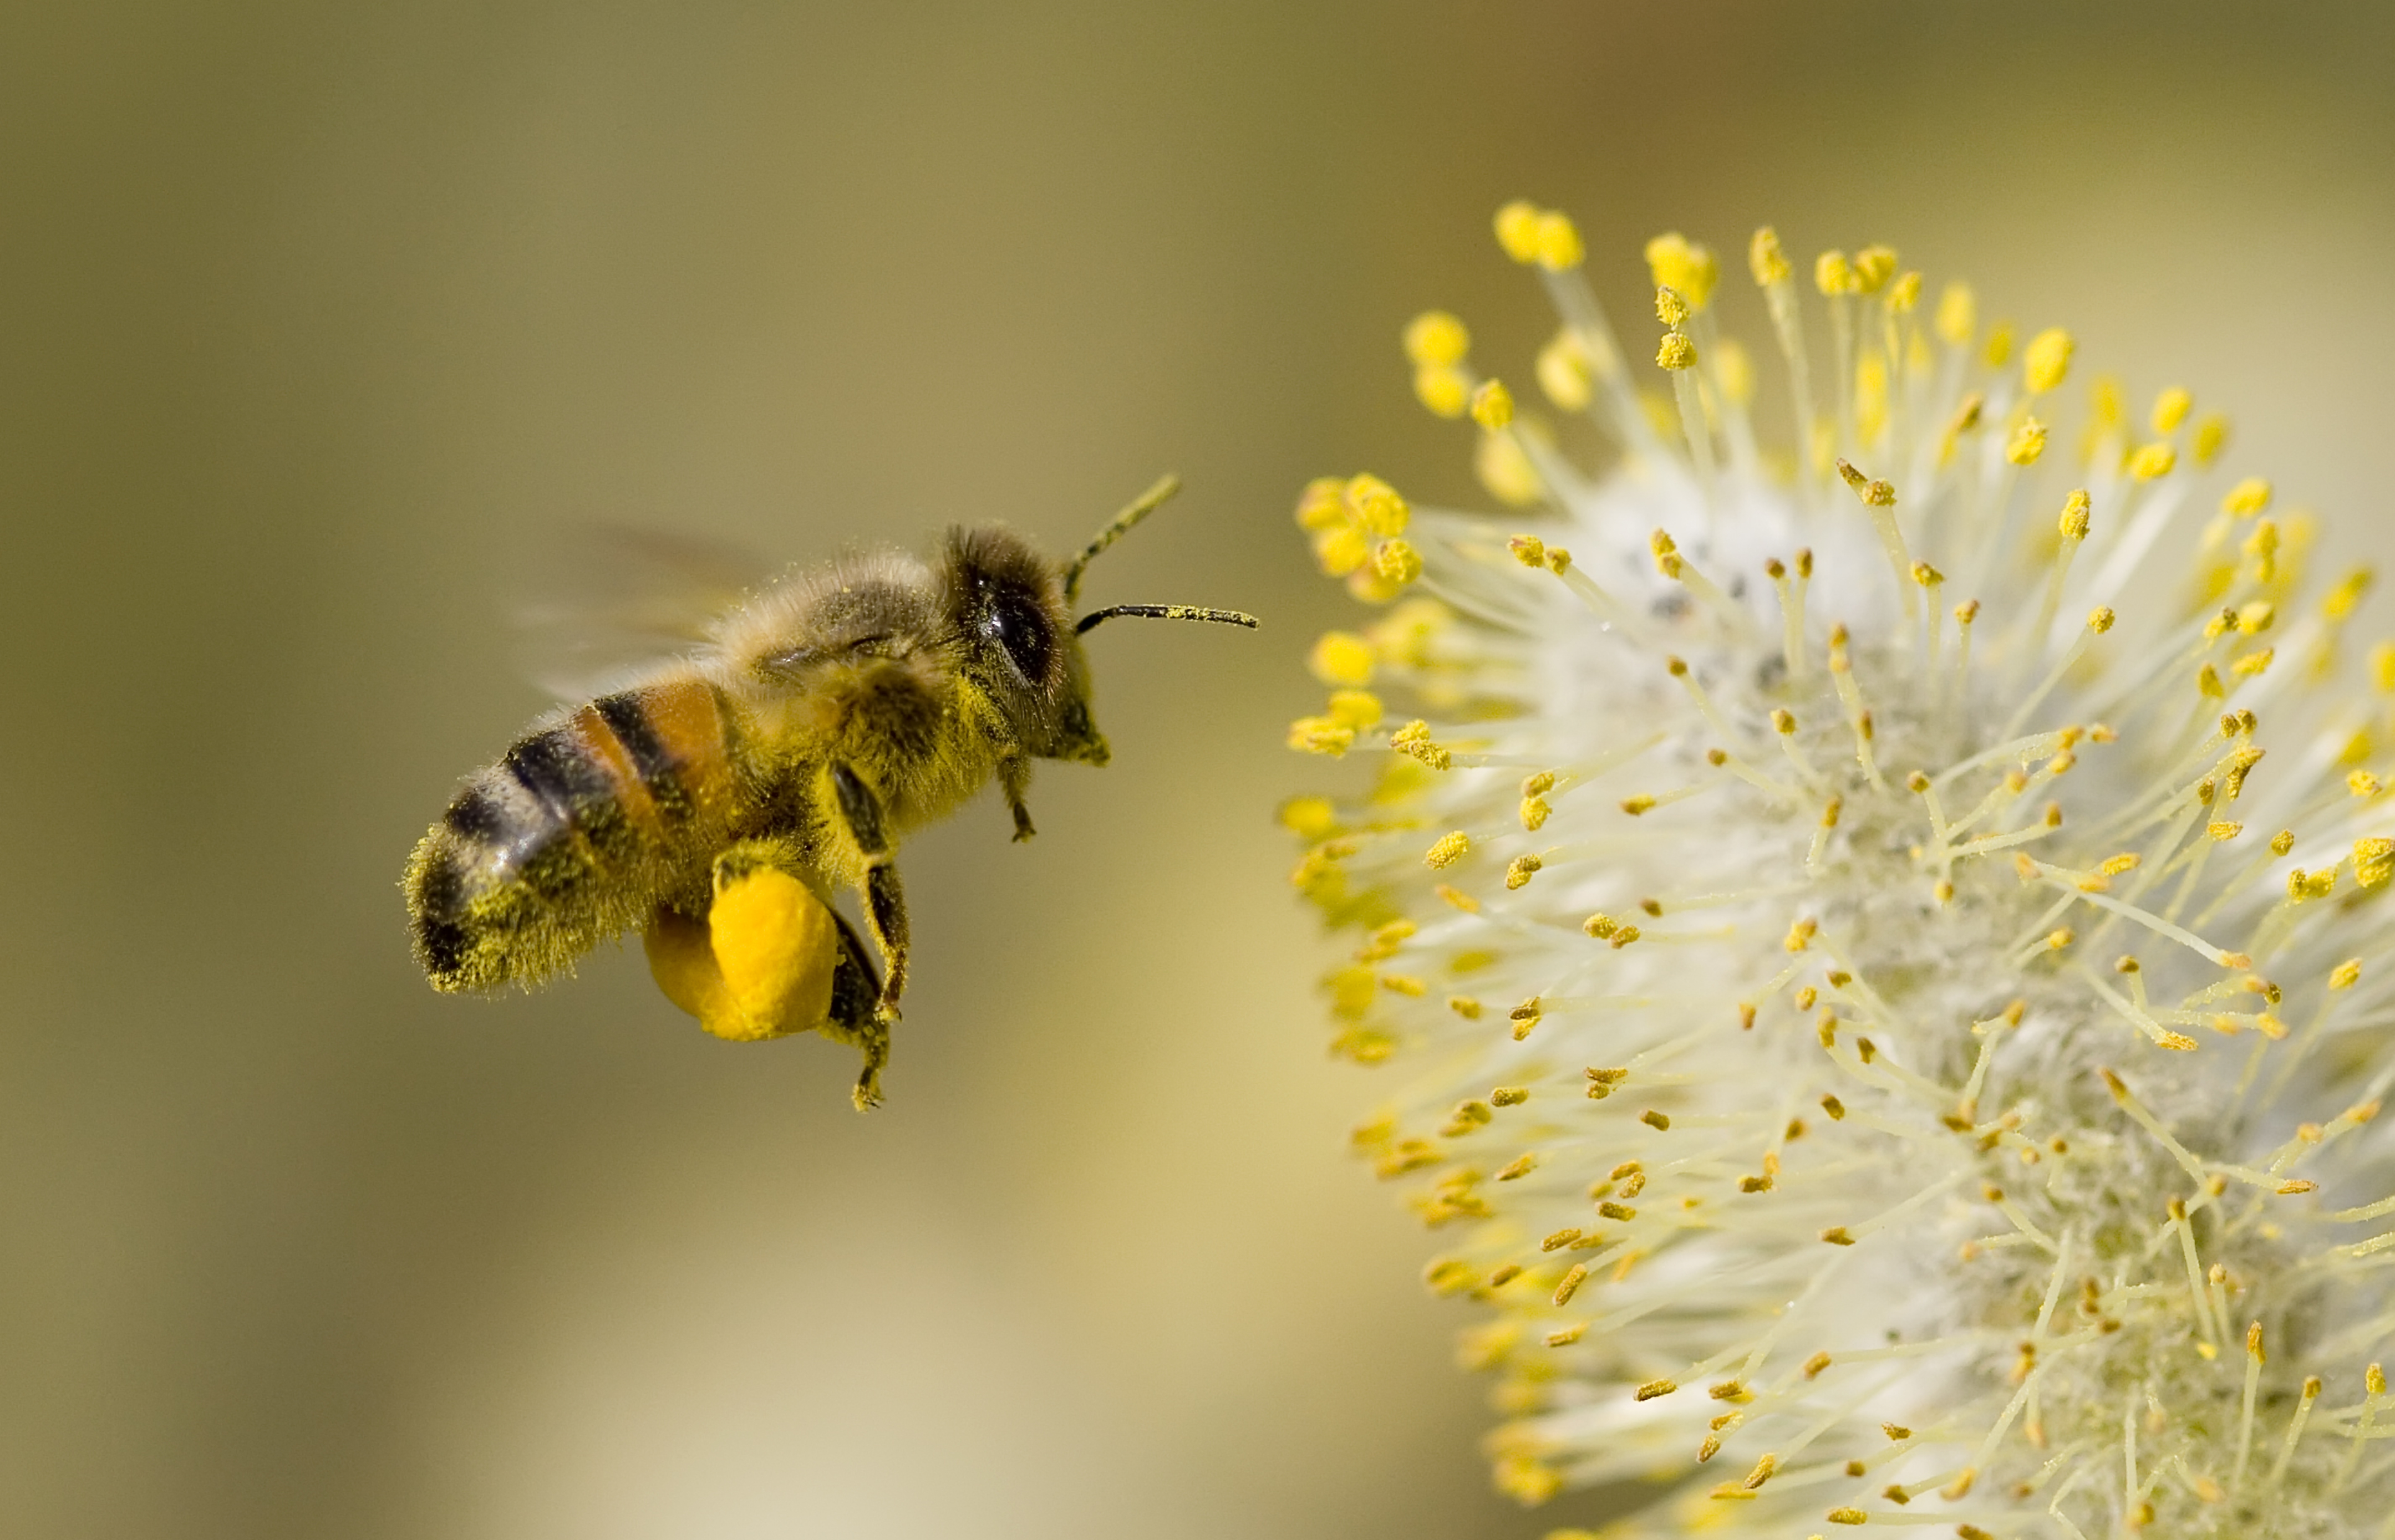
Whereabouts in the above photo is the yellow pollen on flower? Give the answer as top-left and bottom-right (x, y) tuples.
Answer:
(1402, 310), (1469, 367)
(1533, 210), (1584, 271)
(1657, 332), (1697, 371)
(2356, 838), (2395, 889)
(1345, 473), (1410, 536)
(1852, 245), (1898, 292)
(1469, 379), (1514, 430)
(1376, 538), (1422, 585)
(2006, 417), (2048, 466)
(2023, 327), (2074, 394)
(2225, 477), (2272, 517)
(2059, 489), (2092, 542)
(1646, 233), (1719, 309)
(2153, 386), (2194, 433)
(1423, 831), (1469, 869)
(1655, 284), (1690, 329)
(1414, 364), (1469, 419)
(1749, 227), (1791, 286)
(2195, 412), (2231, 464)
(1493, 200), (1543, 263)
(1536, 330), (1592, 410)
(1308, 631), (1375, 686)
(2129, 442), (2177, 480)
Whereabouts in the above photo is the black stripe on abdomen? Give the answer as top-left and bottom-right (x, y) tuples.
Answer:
(593, 690), (690, 820)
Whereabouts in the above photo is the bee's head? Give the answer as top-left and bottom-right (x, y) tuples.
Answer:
(945, 478), (1255, 769)
(943, 524), (1110, 766)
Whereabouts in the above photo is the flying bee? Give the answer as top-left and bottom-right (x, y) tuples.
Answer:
(403, 476), (1254, 1109)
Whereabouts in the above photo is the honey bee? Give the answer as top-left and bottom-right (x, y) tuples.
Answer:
(404, 476), (1254, 1108)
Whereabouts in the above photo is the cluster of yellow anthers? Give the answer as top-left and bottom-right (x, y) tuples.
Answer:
(1283, 203), (2395, 1539)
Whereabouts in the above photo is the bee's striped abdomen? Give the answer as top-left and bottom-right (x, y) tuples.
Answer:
(407, 679), (739, 992)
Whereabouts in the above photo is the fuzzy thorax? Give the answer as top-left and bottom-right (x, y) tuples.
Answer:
(1288, 209), (2395, 1538)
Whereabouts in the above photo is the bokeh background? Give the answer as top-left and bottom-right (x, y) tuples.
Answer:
(8, 2), (2395, 1536)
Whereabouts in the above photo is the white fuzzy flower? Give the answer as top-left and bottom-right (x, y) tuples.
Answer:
(1284, 207), (2395, 1538)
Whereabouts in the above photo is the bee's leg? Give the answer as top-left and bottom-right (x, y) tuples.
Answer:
(817, 910), (889, 1109)
(830, 763), (909, 1018)
(1000, 752), (1036, 843)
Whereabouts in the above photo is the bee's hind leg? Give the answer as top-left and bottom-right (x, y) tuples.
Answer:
(829, 763), (910, 1021)
(816, 909), (889, 1110)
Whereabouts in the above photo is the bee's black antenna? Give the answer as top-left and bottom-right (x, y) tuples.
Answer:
(1063, 473), (1181, 604)
(1076, 604), (1259, 636)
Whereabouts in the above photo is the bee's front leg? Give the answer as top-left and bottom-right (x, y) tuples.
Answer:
(829, 763), (909, 1020)
(1000, 751), (1036, 843)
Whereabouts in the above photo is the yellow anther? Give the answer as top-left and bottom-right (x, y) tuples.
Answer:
(2088, 606), (2116, 633)
(2023, 327), (2074, 394)
(2333, 959), (2363, 990)
(2358, 838), (2395, 889)
(1835, 458), (1896, 506)
(1888, 270), (1921, 312)
(1344, 473), (1410, 537)
(1640, 1109), (1670, 1130)
(1508, 534), (1546, 568)
(1814, 249), (1858, 295)
(2058, 489), (2092, 542)
(2236, 600), (2275, 635)
(1435, 886), (1478, 914)
(2152, 386), (2193, 434)
(1984, 320), (2016, 367)
(1583, 912), (1618, 940)
(1933, 281), (1976, 345)
(1423, 832), (1469, 869)
(2046, 927), (2075, 951)
(1286, 716), (1354, 756)
(1469, 378), (1516, 431)
(1645, 232), (1718, 309)
(1620, 794), (1657, 816)
(1851, 244), (1898, 292)
(1506, 854), (1543, 890)
(1911, 560), (1944, 588)
(2208, 821), (2244, 841)
(1655, 283), (1691, 328)
(2224, 477), (2272, 517)
(1413, 363), (1469, 419)
(1326, 690), (1382, 730)
(1277, 796), (1338, 839)
(1402, 310), (1470, 367)
(2194, 413), (2230, 465)
(1533, 210), (1584, 271)
(1390, 719), (1452, 771)
(1448, 995), (1482, 1018)
(1771, 708), (1797, 735)
(2129, 442), (2177, 480)
(1715, 336), (1756, 405)
(2091, 375), (2124, 429)
(1308, 631), (1375, 686)
(1656, 331), (1697, 370)
(1536, 330), (1591, 410)
(2376, 642), (2395, 694)
(1785, 916), (1818, 952)
(1374, 539), (1420, 585)
(1635, 1378), (1679, 1401)
(2324, 567), (2372, 620)
(1494, 200), (1543, 263)
(2006, 416), (2048, 466)
(1294, 476), (1347, 531)
(1519, 795), (1550, 832)
(2351, 769), (2382, 798)
(2099, 852), (2140, 876)
(1955, 598), (1980, 626)
(1748, 227), (1791, 287)
(1477, 425), (1542, 508)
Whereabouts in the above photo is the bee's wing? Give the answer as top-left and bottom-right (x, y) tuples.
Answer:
(513, 523), (779, 700)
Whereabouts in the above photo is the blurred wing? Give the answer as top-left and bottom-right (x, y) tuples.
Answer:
(513, 523), (780, 700)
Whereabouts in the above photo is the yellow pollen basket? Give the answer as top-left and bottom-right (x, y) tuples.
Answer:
(644, 866), (840, 1043)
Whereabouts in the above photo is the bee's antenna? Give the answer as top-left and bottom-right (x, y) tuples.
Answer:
(1075, 604), (1259, 636)
(1063, 473), (1181, 604)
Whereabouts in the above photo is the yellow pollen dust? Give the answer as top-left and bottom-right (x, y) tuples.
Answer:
(2059, 490), (2092, 542)
(1645, 232), (1718, 309)
(2006, 417), (2048, 466)
(1376, 539), (1422, 585)
(2129, 442), (2177, 480)
(1657, 332), (1697, 371)
(1470, 379), (1514, 430)
(1345, 473), (1410, 536)
(1814, 250), (1858, 296)
(1415, 364), (1468, 419)
(1935, 281), (1975, 345)
(1655, 284), (1690, 328)
(1494, 200), (1542, 263)
(2224, 477), (2272, 517)
(1423, 831), (1470, 869)
(1402, 310), (1469, 367)
(1307, 631), (1374, 686)
(2023, 327), (2075, 394)
(1749, 227), (1791, 286)
(1533, 210), (1585, 271)
(1851, 244), (1898, 292)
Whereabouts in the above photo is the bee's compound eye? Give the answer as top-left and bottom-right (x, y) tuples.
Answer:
(983, 589), (1054, 685)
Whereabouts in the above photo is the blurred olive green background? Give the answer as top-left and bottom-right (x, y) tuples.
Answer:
(7, 3), (2395, 1536)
